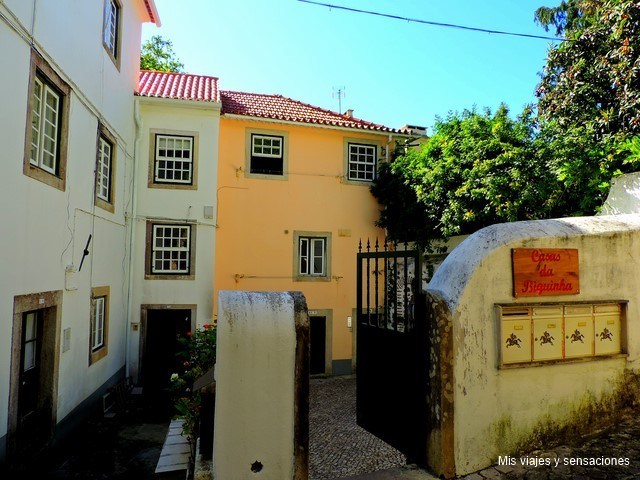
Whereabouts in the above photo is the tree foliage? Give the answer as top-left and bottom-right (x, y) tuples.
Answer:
(140, 35), (184, 72)
(372, 0), (640, 245)
(373, 106), (563, 241)
(536, 0), (640, 137)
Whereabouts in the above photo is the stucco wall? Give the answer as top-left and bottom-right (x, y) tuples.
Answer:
(215, 117), (392, 368)
(601, 172), (640, 215)
(0, 0), (153, 454)
(427, 214), (640, 475)
(129, 97), (220, 380)
(214, 291), (308, 480)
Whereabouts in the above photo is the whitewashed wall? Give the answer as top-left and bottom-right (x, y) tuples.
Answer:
(0, 0), (155, 457)
(129, 97), (220, 380)
(428, 214), (640, 475)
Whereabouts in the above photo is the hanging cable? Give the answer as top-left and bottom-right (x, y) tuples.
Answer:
(296, 0), (566, 42)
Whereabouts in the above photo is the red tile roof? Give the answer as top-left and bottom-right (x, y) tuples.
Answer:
(143, 0), (160, 26)
(220, 90), (401, 133)
(136, 71), (403, 133)
(137, 71), (219, 102)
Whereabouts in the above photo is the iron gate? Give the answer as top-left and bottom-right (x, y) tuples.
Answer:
(356, 239), (428, 465)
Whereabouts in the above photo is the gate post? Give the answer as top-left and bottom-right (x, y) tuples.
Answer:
(213, 291), (309, 480)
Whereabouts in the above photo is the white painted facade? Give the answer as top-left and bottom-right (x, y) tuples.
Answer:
(0, 0), (158, 461)
(428, 214), (640, 475)
(600, 171), (640, 215)
(129, 96), (220, 382)
(214, 291), (308, 480)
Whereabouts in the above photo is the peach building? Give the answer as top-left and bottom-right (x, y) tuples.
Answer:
(215, 91), (408, 375)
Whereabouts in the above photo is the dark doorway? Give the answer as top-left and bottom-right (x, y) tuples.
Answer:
(16, 310), (49, 455)
(142, 309), (192, 418)
(310, 316), (326, 375)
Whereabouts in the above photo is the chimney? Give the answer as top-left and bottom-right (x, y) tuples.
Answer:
(344, 109), (354, 118)
(401, 124), (427, 136)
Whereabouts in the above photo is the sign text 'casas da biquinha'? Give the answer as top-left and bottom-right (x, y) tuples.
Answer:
(512, 248), (579, 298)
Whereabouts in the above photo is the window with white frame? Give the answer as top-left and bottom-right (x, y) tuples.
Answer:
(151, 225), (192, 274)
(30, 75), (61, 175)
(348, 143), (377, 181)
(103, 0), (120, 61)
(250, 134), (284, 175)
(92, 297), (106, 351)
(25, 51), (70, 191)
(154, 135), (194, 184)
(97, 135), (112, 202)
(90, 286), (109, 365)
(299, 236), (326, 276)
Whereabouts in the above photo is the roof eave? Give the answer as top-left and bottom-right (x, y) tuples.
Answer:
(143, 0), (161, 26)
(221, 113), (410, 136)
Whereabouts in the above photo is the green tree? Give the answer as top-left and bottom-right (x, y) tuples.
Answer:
(372, 105), (563, 242)
(372, 1), (640, 245)
(140, 35), (184, 72)
(535, 0), (640, 137)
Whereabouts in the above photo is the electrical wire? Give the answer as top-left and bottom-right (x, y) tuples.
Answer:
(297, 0), (566, 42)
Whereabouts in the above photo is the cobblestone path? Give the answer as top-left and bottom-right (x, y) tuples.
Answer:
(310, 375), (406, 479)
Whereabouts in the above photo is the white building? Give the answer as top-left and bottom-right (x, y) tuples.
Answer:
(0, 0), (160, 462)
(130, 71), (221, 412)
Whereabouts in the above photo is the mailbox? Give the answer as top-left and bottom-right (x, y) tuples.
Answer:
(594, 304), (621, 355)
(501, 314), (532, 364)
(532, 306), (563, 361)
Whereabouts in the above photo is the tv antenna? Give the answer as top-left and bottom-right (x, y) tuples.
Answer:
(332, 86), (346, 113)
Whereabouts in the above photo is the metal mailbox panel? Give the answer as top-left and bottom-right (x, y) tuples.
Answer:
(564, 316), (593, 358)
(533, 317), (563, 361)
(594, 314), (621, 355)
(533, 306), (563, 318)
(501, 317), (531, 364)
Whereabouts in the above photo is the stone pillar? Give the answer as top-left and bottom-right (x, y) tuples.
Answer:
(213, 291), (309, 480)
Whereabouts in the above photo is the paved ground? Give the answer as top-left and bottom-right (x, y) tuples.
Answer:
(310, 375), (406, 479)
(4, 375), (640, 479)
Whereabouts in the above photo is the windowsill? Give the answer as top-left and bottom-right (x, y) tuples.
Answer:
(341, 176), (374, 186)
(245, 172), (287, 181)
(293, 275), (332, 283)
(145, 273), (195, 281)
(148, 182), (197, 191)
(90, 346), (109, 365)
(24, 163), (66, 191)
(95, 197), (115, 214)
(499, 352), (628, 370)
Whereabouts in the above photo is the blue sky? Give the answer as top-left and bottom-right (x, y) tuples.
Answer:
(142, 0), (561, 133)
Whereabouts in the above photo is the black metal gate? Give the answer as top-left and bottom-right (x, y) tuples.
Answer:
(356, 239), (428, 465)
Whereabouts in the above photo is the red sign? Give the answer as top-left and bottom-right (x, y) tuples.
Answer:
(512, 248), (579, 297)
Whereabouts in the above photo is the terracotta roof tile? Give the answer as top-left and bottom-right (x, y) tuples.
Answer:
(136, 71), (404, 133)
(220, 90), (401, 133)
(137, 70), (219, 102)
(143, 0), (160, 26)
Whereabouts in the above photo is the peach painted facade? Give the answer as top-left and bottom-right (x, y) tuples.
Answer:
(215, 116), (403, 374)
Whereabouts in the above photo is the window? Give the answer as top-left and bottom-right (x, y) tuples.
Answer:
(90, 286), (110, 365)
(148, 130), (199, 190)
(145, 222), (197, 279)
(155, 135), (193, 183)
(103, 0), (121, 67)
(293, 231), (332, 281)
(24, 51), (70, 191)
(348, 143), (377, 181)
(245, 129), (289, 179)
(95, 125), (116, 212)
(30, 77), (60, 174)
(299, 237), (325, 276)
(251, 134), (284, 175)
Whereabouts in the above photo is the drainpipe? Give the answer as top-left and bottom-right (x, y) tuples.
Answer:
(126, 98), (142, 381)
